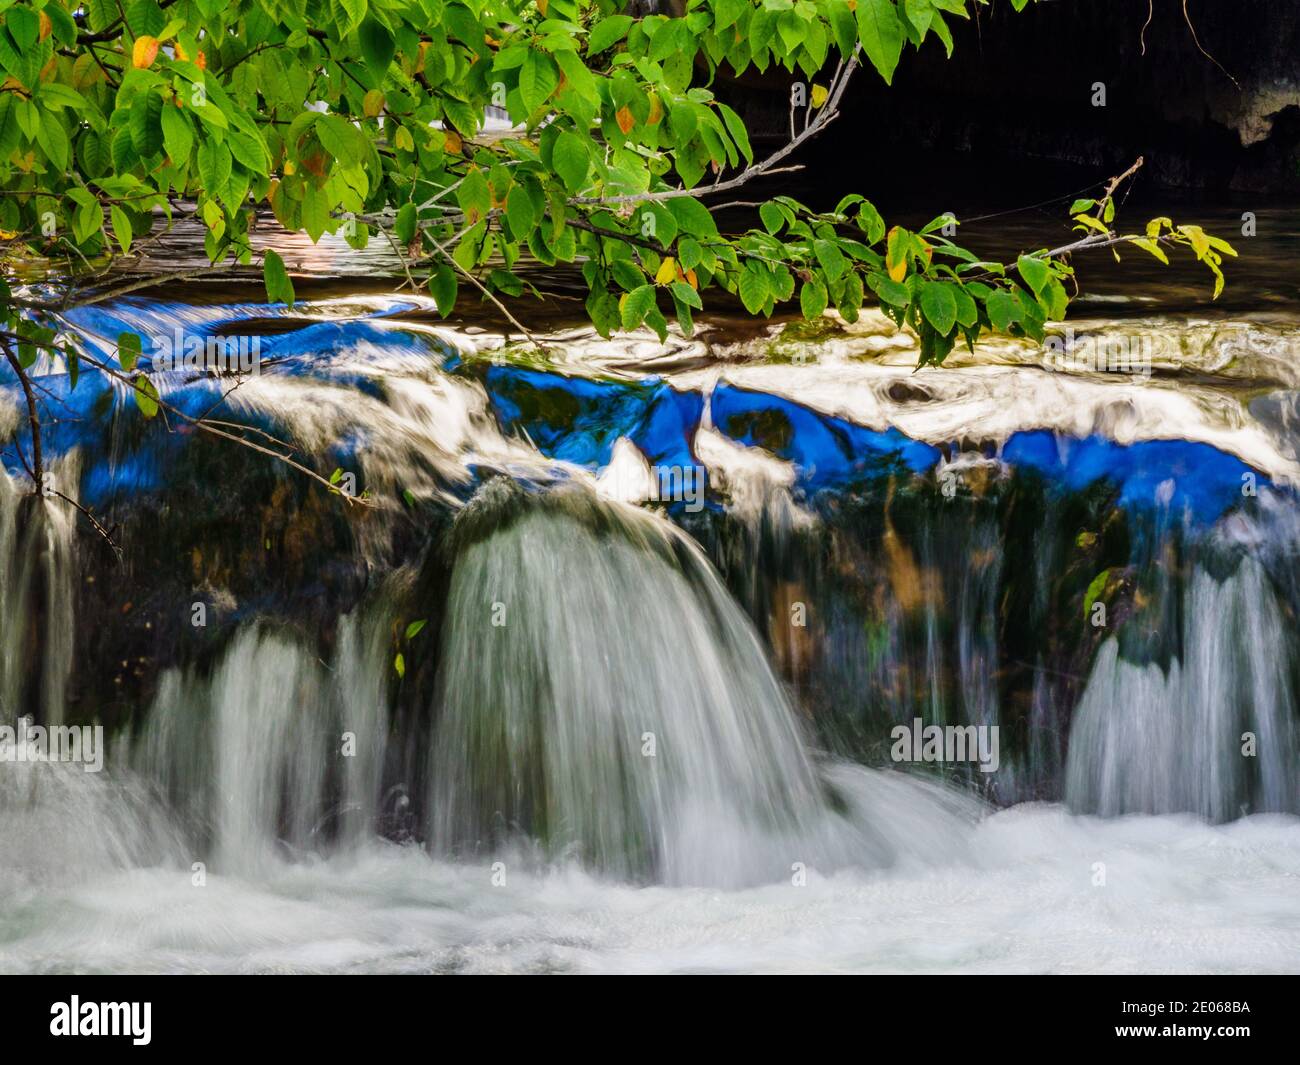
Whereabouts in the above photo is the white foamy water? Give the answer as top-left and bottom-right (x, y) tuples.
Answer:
(1, 773), (1295, 974)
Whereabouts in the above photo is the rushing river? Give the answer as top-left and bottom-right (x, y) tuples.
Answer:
(1, 267), (1299, 973)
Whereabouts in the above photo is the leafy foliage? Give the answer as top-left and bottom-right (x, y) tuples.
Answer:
(0, 0), (1234, 387)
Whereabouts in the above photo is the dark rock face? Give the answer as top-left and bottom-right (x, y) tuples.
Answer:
(746, 0), (1300, 194)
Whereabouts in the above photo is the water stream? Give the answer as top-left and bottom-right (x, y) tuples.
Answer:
(1, 284), (1297, 973)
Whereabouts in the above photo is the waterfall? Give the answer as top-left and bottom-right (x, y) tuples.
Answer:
(1066, 556), (1299, 820)
(0, 460), (78, 728)
(426, 481), (978, 886)
(133, 610), (393, 873)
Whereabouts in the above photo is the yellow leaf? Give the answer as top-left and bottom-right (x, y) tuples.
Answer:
(1131, 237), (1168, 264)
(647, 94), (662, 126)
(1072, 214), (1110, 235)
(537, 0), (548, 14)
(363, 89), (385, 118)
(444, 131), (463, 154)
(38, 12), (51, 41)
(394, 125), (415, 152)
(615, 106), (635, 135)
(655, 257), (676, 285)
(810, 84), (828, 109)
(888, 259), (907, 283)
(132, 36), (160, 69)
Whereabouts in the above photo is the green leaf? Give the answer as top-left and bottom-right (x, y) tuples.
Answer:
(759, 202), (785, 235)
(111, 124), (140, 174)
(800, 278), (828, 319)
(110, 204), (133, 254)
(1083, 569), (1110, 619)
(620, 284), (656, 330)
(315, 115), (362, 166)
(505, 186), (536, 239)
(405, 619), (427, 639)
(300, 183), (330, 242)
(552, 131), (590, 194)
(920, 281), (957, 335)
(263, 249), (295, 306)
(456, 168), (491, 223)
(197, 139), (232, 201)
(670, 280), (702, 310)
(160, 104), (193, 165)
(117, 331), (143, 371)
(132, 375), (160, 418)
(395, 202), (417, 244)
(358, 17), (396, 77)
(7, 6), (39, 50)
(1016, 254), (1052, 296)
(858, 201), (886, 244)
(130, 90), (165, 158)
(666, 196), (718, 239)
(717, 103), (753, 166)
(857, 0), (906, 84)
(519, 49), (558, 114)
(986, 289), (1021, 332)
(588, 14), (634, 55)
(868, 272), (910, 307)
(738, 265), (769, 314)
(429, 263), (458, 316)
(813, 238), (848, 281)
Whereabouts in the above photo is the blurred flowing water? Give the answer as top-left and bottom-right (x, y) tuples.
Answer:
(0, 271), (1298, 972)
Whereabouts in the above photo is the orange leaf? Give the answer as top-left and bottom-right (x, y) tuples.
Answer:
(615, 106), (635, 135)
(38, 12), (51, 41)
(685, 269), (698, 289)
(537, 0), (549, 14)
(444, 131), (462, 154)
(197, 51), (207, 71)
(647, 94), (662, 126)
(132, 36), (160, 69)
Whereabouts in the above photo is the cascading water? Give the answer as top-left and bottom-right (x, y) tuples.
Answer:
(132, 610), (395, 873)
(0, 460), (78, 728)
(427, 481), (975, 887)
(1066, 555), (1298, 820)
(1, 294), (1298, 973)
